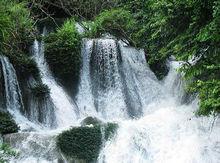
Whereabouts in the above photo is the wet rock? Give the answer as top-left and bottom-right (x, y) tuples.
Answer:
(81, 116), (102, 126)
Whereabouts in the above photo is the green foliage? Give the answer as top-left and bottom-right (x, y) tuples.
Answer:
(31, 83), (50, 97)
(57, 122), (118, 161)
(0, 0), (39, 79)
(88, 8), (136, 44)
(0, 112), (19, 135)
(0, 143), (18, 163)
(44, 19), (82, 87)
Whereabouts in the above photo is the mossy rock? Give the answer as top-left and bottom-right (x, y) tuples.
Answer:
(0, 111), (19, 135)
(57, 122), (118, 162)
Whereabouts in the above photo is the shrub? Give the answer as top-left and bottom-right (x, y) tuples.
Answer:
(31, 83), (50, 97)
(88, 8), (136, 45)
(0, 143), (18, 163)
(0, 0), (38, 80)
(57, 122), (118, 161)
(0, 111), (19, 135)
(44, 20), (82, 88)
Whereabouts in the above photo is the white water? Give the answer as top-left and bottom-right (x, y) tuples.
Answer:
(33, 35), (78, 128)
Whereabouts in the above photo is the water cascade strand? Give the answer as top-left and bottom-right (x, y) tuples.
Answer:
(33, 37), (78, 128)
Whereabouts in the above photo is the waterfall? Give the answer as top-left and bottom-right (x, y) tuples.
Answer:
(0, 55), (46, 130)
(32, 37), (78, 128)
(0, 55), (24, 114)
(2, 35), (220, 163)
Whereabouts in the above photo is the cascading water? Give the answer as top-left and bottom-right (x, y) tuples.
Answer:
(97, 61), (220, 163)
(76, 38), (128, 120)
(32, 33), (78, 128)
(2, 34), (220, 163)
(0, 56), (24, 114)
(119, 45), (163, 117)
(0, 55), (42, 130)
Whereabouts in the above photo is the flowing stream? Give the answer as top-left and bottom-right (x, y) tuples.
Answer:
(0, 35), (219, 163)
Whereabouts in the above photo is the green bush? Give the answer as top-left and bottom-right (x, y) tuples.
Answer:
(44, 19), (82, 88)
(0, 111), (19, 135)
(57, 122), (118, 161)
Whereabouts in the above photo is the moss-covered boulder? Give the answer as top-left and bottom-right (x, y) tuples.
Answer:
(0, 111), (19, 135)
(57, 122), (118, 162)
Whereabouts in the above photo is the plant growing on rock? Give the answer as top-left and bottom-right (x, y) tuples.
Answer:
(57, 121), (118, 161)
(0, 112), (19, 135)
(88, 8), (136, 45)
(31, 83), (50, 97)
(44, 19), (82, 90)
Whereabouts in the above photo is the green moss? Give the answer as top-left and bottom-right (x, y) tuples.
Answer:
(57, 122), (118, 161)
(0, 111), (19, 135)
(44, 19), (82, 88)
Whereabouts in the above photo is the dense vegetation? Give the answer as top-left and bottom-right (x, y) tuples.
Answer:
(44, 20), (82, 91)
(57, 121), (118, 161)
(0, 0), (39, 79)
